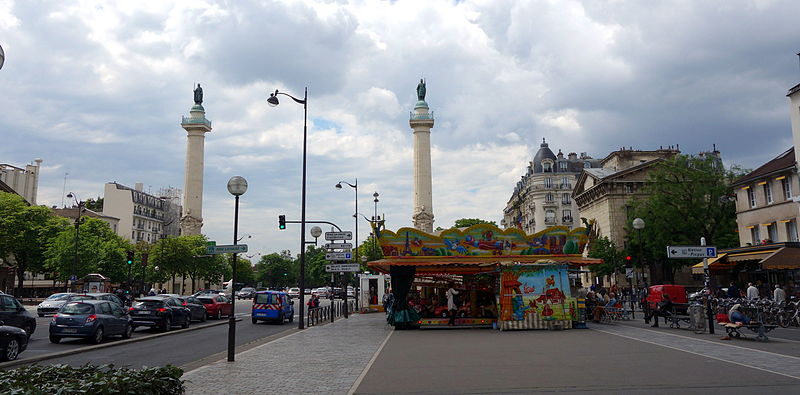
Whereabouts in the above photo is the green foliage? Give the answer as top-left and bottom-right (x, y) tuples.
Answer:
(44, 217), (132, 284)
(256, 250), (295, 288)
(0, 192), (70, 295)
(588, 237), (625, 276)
(624, 154), (744, 283)
(84, 197), (104, 211)
(0, 364), (184, 394)
(150, 235), (224, 293)
(453, 218), (497, 228)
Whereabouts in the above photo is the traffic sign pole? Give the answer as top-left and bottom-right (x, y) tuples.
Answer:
(701, 237), (714, 334)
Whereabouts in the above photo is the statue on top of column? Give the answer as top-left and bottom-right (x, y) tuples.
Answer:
(193, 83), (203, 105)
(416, 78), (426, 101)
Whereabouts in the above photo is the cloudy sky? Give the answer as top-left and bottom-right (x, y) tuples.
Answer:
(2, 0), (799, 258)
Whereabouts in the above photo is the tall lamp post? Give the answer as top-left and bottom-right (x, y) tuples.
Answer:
(66, 192), (83, 292)
(372, 192), (380, 259)
(226, 175), (248, 362)
(632, 218), (645, 287)
(267, 87), (308, 330)
(336, 179), (358, 317)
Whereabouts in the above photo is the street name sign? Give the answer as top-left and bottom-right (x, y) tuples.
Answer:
(208, 244), (248, 254)
(325, 231), (352, 241)
(325, 263), (360, 272)
(325, 252), (352, 261)
(325, 243), (353, 250)
(666, 246), (716, 259)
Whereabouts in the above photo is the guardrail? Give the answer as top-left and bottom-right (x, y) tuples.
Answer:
(307, 300), (357, 327)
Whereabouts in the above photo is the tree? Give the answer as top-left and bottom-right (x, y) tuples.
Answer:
(453, 218), (497, 228)
(44, 217), (132, 285)
(0, 192), (70, 296)
(84, 197), (103, 212)
(357, 236), (383, 271)
(256, 251), (295, 288)
(588, 237), (625, 277)
(625, 155), (744, 283)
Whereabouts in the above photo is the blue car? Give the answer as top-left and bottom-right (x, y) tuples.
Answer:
(49, 300), (133, 344)
(251, 291), (294, 324)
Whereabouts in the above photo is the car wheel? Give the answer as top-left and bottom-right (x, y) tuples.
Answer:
(182, 316), (190, 329)
(252, 317), (258, 324)
(1, 338), (20, 361)
(277, 313), (284, 325)
(162, 317), (171, 332)
(216, 310), (221, 320)
(92, 327), (104, 344)
(122, 324), (133, 339)
(49, 335), (61, 344)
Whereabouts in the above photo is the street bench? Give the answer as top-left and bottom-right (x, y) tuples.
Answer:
(720, 322), (777, 342)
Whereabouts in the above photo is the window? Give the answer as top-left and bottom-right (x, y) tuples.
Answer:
(782, 178), (792, 200)
(750, 227), (761, 244)
(747, 188), (756, 208)
(545, 193), (554, 202)
(97, 302), (112, 315)
(544, 178), (552, 188)
(559, 162), (568, 171)
(542, 161), (553, 172)
(562, 193), (571, 204)
(0, 296), (17, 312)
(624, 184), (634, 194)
(561, 177), (570, 188)
(545, 210), (556, 223)
(764, 183), (773, 204)
(563, 209), (572, 222)
(786, 220), (798, 242)
(767, 222), (777, 242)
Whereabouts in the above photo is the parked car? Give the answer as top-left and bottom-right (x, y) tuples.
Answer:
(183, 296), (208, 322)
(0, 293), (36, 338)
(312, 288), (329, 298)
(197, 295), (233, 320)
(236, 287), (256, 300)
(288, 288), (301, 297)
(0, 321), (29, 361)
(37, 293), (76, 317)
(49, 300), (133, 344)
(128, 296), (191, 332)
(251, 291), (294, 324)
(304, 288), (312, 295)
(332, 287), (345, 299)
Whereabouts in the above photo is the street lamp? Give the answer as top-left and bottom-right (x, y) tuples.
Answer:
(335, 179), (358, 265)
(632, 217), (645, 287)
(310, 226), (322, 244)
(226, 175), (247, 362)
(372, 192), (380, 259)
(267, 87), (308, 330)
(0, 43), (5, 70)
(65, 192), (83, 292)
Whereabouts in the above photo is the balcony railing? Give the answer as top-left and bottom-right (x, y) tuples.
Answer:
(562, 217), (573, 223)
(561, 200), (571, 205)
(544, 218), (557, 224)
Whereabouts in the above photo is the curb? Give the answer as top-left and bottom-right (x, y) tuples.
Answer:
(0, 317), (241, 370)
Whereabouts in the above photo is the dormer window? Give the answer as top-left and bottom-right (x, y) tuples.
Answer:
(559, 161), (568, 172)
(542, 161), (553, 173)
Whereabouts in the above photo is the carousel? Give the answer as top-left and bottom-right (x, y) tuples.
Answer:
(367, 223), (601, 330)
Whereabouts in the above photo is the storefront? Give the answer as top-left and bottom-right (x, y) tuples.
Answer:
(367, 223), (599, 330)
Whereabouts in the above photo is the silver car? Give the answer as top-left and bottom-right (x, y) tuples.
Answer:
(36, 293), (75, 317)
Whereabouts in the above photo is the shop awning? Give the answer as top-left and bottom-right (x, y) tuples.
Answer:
(367, 255), (601, 275)
(726, 250), (779, 262)
(759, 247), (800, 269)
(691, 253), (732, 274)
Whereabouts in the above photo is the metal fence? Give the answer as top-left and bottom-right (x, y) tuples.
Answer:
(307, 300), (357, 327)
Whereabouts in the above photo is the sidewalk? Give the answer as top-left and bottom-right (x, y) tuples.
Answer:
(182, 313), (392, 394)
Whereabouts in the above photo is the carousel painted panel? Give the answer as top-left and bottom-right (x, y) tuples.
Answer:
(498, 263), (575, 330)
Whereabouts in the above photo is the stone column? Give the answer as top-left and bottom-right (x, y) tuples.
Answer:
(410, 100), (435, 232)
(180, 104), (212, 236)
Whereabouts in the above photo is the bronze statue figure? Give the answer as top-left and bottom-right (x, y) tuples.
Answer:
(416, 78), (426, 101)
(193, 83), (203, 105)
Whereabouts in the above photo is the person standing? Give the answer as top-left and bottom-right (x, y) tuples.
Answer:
(746, 283), (759, 300)
(446, 283), (460, 326)
(774, 284), (787, 304)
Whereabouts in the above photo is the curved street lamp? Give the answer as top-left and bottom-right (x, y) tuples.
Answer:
(267, 87), (309, 330)
(335, 180), (358, 265)
(226, 175), (247, 362)
(632, 218), (646, 287)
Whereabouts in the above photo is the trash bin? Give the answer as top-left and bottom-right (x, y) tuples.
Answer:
(689, 303), (706, 333)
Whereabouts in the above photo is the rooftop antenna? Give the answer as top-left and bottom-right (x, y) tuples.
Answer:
(61, 172), (69, 208)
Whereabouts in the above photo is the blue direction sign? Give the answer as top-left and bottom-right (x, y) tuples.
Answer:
(666, 246), (717, 259)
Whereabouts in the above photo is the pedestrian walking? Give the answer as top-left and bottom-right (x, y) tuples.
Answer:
(746, 283), (759, 300)
(773, 284), (786, 304)
(382, 289), (394, 315)
(727, 282), (739, 299)
(446, 283), (460, 326)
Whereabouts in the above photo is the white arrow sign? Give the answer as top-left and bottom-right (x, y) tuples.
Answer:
(325, 263), (360, 272)
(208, 244), (248, 254)
(325, 243), (353, 250)
(666, 246), (717, 259)
(325, 252), (352, 261)
(325, 231), (352, 241)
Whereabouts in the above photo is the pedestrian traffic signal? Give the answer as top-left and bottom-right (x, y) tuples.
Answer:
(279, 215), (286, 230)
(625, 256), (632, 261)
(127, 251), (134, 265)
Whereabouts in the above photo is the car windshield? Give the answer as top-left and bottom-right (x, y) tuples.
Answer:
(133, 300), (164, 308)
(198, 297), (215, 304)
(290, 288), (300, 292)
(254, 293), (276, 304)
(68, 295), (97, 301)
(46, 293), (72, 301)
(61, 303), (94, 315)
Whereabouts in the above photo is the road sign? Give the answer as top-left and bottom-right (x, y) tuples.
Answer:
(666, 246), (717, 259)
(325, 243), (353, 250)
(325, 263), (360, 272)
(325, 231), (352, 241)
(326, 252), (352, 261)
(208, 244), (248, 254)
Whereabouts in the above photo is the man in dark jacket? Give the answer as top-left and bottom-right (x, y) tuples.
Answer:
(727, 282), (740, 298)
(645, 294), (673, 327)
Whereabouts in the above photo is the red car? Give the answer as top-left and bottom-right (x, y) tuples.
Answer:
(197, 295), (233, 319)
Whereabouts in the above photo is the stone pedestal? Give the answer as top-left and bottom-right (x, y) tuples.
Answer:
(180, 104), (212, 236)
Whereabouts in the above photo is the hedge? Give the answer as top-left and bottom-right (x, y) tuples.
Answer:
(0, 364), (185, 394)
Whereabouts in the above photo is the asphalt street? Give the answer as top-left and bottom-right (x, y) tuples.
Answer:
(14, 296), (335, 368)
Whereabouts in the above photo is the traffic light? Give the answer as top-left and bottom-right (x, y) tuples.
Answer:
(625, 256), (632, 262)
(278, 215), (286, 230)
(126, 251), (134, 265)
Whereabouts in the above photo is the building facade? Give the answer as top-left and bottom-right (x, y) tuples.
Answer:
(0, 158), (42, 205)
(502, 139), (601, 233)
(102, 182), (182, 244)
